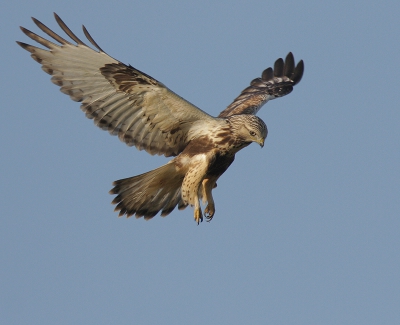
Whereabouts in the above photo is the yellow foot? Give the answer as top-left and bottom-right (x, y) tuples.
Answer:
(194, 208), (203, 225)
(204, 203), (215, 222)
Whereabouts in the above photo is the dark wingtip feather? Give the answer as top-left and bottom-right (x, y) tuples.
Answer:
(292, 60), (304, 85)
(273, 58), (284, 77)
(53, 12), (85, 45)
(261, 67), (273, 81)
(19, 26), (31, 37)
(16, 41), (44, 63)
(82, 25), (104, 52)
(284, 52), (295, 77)
(31, 16), (71, 45)
(16, 40), (30, 51)
(19, 26), (58, 49)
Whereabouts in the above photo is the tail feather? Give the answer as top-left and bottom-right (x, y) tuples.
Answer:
(110, 162), (187, 219)
(160, 188), (186, 216)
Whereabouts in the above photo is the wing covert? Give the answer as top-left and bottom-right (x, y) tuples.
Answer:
(218, 52), (304, 118)
(18, 13), (214, 157)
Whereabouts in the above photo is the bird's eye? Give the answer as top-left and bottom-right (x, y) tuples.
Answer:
(249, 131), (256, 136)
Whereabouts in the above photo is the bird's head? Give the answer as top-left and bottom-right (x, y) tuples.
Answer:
(228, 114), (268, 148)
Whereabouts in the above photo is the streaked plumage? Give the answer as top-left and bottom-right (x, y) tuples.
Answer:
(17, 13), (304, 224)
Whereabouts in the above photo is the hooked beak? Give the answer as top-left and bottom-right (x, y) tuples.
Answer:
(258, 138), (265, 148)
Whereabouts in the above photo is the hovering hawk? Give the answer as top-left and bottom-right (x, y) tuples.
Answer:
(17, 13), (304, 224)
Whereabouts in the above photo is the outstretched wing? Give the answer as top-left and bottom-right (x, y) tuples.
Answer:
(218, 52), (304, 118)
(17, 13), (215, 157)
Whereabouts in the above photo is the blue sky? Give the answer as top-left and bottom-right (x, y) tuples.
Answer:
(1, 1), (400, 324)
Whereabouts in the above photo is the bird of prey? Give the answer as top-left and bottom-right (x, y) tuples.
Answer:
(17, 13), (304, 224)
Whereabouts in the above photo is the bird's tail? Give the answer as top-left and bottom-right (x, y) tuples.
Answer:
(109, 162), (187, 219)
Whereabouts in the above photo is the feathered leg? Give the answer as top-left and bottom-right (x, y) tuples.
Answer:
(181, 163), (209, 224)
(202, 178), (217, 221)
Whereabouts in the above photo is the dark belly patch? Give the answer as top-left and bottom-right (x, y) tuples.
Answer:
(207, 154), (235, 177)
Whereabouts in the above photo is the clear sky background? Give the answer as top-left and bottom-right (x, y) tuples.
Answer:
(1, 1), (399, 324)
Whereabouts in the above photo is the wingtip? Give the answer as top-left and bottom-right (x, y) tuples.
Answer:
(82, 24), (104, 52)
(53, 12), (63, 24)
(286, 52), (294, 61)
(53, 12), (63, 28)
(293, 59), (304, 85)
(19, 25), (28, 34)
(273, 58), (284, 77)
(284, 52), (295, 77)
(261, 67), (273, 81)
(16, 40), (30, 51)
(31, 16), (45, 28)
